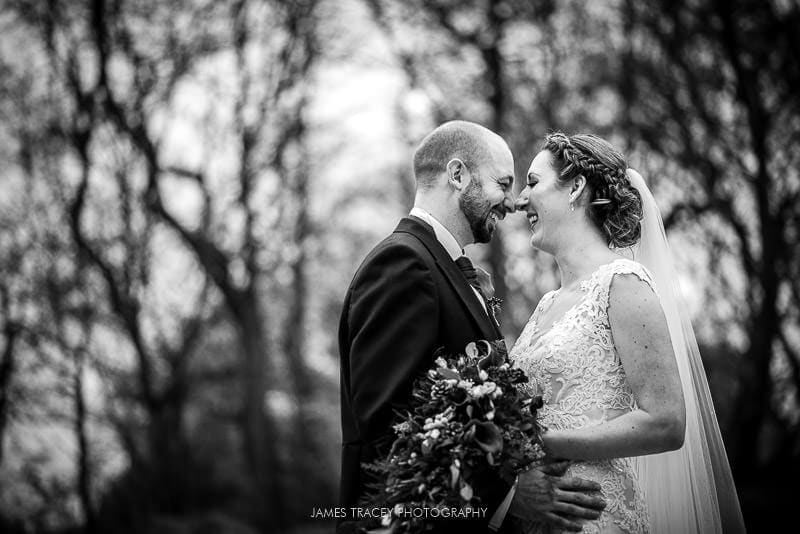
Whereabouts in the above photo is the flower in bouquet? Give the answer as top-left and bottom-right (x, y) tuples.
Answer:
(362, 339), (545, 533)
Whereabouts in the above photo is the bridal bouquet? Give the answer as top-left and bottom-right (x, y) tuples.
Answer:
(362, 340), (545, 533)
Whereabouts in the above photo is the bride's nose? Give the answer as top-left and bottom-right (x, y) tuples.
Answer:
(514, 193), (529, 211)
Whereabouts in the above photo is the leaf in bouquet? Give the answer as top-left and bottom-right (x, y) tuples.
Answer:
(437, 367), (461, 381)
(438, 438), (454, 448)
(449, 463), (460, 489)
(478, 341), (505, 371)
(465, 404), (473, 418)
(465, 342), (479, 359)
(500, 388), (519, 404)
(413, 390), (432, 402)
(460, 482), (474, 501)
(486, 451), (495, 465)
(490, 339), (508, 358)
(421, 439), (433, 455)
(389, 437), (408, 457)
(472, 421), (503, 454)
(463, 424), (476, 444)
(449, 387), (469, 406)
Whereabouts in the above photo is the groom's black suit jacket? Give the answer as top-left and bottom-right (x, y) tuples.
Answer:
(338, 216), (510, 533)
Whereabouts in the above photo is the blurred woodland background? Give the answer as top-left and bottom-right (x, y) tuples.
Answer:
(1, 0), (798, 533)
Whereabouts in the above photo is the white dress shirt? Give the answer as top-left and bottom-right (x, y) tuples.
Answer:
(409, 207), (487, 313)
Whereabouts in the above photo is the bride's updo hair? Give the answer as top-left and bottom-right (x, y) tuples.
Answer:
(543, 132), (643, 248)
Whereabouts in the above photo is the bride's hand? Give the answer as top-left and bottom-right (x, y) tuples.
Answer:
(540, 446), (569, 467)
(509, 461), (606, 531)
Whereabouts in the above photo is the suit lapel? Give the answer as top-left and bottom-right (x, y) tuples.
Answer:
(395, 217), (501, 341)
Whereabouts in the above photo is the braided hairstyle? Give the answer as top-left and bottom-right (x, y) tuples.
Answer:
(543, 132), (643, 248)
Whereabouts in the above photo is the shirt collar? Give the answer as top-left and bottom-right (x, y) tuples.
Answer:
(410, 207), (464, 261)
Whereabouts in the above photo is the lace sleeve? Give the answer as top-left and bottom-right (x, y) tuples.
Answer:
(595, 259), (660, 324)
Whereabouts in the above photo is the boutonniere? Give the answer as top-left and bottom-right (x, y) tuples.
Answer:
(487, 296), (503, 320)
(475, 266), (495, 300)
(476, 267), (502, 327)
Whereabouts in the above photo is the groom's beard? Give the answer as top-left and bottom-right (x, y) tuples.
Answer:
(460, 178), (495, 244)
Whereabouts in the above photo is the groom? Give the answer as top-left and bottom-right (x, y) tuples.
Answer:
(338, 121), (604, 533)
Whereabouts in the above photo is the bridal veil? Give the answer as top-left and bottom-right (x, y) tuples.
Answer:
(626, 169), (746, 533)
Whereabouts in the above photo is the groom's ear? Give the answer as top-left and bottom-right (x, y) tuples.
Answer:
(446, 158), (467, 190)
(569, 175), (588, 203)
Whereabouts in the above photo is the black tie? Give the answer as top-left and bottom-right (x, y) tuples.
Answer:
(455, 256), (486, 300)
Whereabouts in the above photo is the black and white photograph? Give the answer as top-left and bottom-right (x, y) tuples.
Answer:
(0, 1), (797, 533)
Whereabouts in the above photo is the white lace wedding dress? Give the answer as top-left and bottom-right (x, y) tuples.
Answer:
(510, 258), (654, 534)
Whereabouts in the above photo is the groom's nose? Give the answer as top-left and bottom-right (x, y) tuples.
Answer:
(501, 192), (516, 213)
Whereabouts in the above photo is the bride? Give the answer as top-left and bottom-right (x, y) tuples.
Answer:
(506, 133), (745, 533)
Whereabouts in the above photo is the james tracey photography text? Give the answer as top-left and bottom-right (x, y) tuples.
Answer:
(309, 506), (489, 520)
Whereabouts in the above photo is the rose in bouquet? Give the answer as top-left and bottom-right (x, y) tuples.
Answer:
(362, 339), (544, 533)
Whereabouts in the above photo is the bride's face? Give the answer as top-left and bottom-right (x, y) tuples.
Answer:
(515, 150), (570, 252)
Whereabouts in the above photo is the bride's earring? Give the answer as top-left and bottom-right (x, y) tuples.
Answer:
(569, 185), (578, 212)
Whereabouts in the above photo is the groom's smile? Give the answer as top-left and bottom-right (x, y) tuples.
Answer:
(487, 207), (507, 233)
(461, 184), (512, 244)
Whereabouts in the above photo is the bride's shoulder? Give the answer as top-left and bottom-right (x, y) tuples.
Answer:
(604, 258), (658, 297)
(606, 257), (654, 281)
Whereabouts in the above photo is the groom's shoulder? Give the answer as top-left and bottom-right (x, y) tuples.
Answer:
(366, 217), (431, 257)
(351, 220), (435, 278)
(362, 228), (431, 266)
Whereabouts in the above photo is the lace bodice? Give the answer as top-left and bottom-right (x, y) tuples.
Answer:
(510, 258), (656, 534)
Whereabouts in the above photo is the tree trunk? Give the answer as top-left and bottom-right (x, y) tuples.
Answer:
(734, 162), (781, 480)
(284, 127), (313, 403)
(282, 127), (338, 499)
(237, 291), (285, 531)
(0, 322), (17, 467)
(73, 351), (97, 533)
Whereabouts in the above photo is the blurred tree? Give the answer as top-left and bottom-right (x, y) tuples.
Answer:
(620, 0), (800, 481)
(0, 0), (225, 529)
(44, 266), (97, 533)
(0, 230), (23, 469)
(1, 0), (326, 531)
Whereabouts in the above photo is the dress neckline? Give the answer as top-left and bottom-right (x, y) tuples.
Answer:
(555, 257), (629, 295)
(526, 258), (628, 344)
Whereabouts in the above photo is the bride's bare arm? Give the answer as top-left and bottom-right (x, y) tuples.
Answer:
(541, 273), (686, 460)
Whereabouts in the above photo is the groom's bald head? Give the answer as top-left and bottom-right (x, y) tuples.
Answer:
(413, 121), (502, 189)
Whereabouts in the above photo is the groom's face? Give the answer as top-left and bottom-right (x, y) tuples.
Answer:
(458, 142), (515, 244)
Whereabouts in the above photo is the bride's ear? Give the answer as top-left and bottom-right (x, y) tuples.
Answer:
(569, 175), (588, 204)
